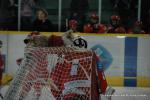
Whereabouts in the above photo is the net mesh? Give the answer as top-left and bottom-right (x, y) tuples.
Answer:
(4, 47), (99, 100)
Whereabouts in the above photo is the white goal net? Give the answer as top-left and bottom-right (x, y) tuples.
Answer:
(4, 47), (99, 100)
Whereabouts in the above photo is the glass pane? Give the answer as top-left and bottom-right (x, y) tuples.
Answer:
(61, 0), (98, 32)
(61, 0), (71, 32)
(101, 0), (138, 29)
(0, 0), (18, 30)
(20, 0), (59, 32)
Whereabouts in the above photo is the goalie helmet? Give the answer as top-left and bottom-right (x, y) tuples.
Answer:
(62, 29), (75, 47)
(73, 36), (88, 48)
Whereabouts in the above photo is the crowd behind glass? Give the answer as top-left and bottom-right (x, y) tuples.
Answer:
(0, 0), (149, 33)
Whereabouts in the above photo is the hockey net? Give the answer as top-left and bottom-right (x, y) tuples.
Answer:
(4, 47), (99, 100)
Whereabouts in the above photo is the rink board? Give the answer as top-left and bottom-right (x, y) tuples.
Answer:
(0, 31), (150, 87)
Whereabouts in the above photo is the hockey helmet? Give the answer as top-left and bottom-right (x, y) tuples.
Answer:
(90, 13), (99, 20)
(111, 15), (120, 21)
(110, 15), (120, 27)
(69, 19), (78, 29)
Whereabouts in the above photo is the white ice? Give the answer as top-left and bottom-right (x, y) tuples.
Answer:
(101, 87), (150, 100)
(1, 86), (150, 100)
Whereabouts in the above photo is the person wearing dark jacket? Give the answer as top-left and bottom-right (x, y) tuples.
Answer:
(32, 8), (53, 32)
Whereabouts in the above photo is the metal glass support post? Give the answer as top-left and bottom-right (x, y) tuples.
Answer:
(18, 0), (21, 31)
(58, 0), (62, 32)
(137, 0), (141, 21)
(98, 0), (102, 24)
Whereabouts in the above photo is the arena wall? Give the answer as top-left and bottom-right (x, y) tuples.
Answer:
(0, 31), (150, 87)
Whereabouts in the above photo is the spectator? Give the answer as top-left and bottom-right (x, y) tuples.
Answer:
(32, 8), (53, 32)
(21, 0), (36, 30)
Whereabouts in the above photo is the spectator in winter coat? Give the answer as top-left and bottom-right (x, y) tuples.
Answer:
(32, 8), (53, 32)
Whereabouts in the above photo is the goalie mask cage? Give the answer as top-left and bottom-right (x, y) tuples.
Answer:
(4, 47), (99, 100)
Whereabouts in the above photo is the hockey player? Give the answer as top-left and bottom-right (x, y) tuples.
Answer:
(108, 15), (126, 33)
(16, 30), (113, 100)
(97, 24), (108, 33)
(68, 19), (78, 32)
(83, 23), (107, 34)
(83, 13), (99, 33)
(90, 13), (99, 32)
(127, 21), (145, 34)
(83, 13), (107, 34)
(62, 30), (115, 100)
(83, 23), (93, 33)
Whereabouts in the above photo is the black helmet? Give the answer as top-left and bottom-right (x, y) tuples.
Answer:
(73, 37), (87, 48)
